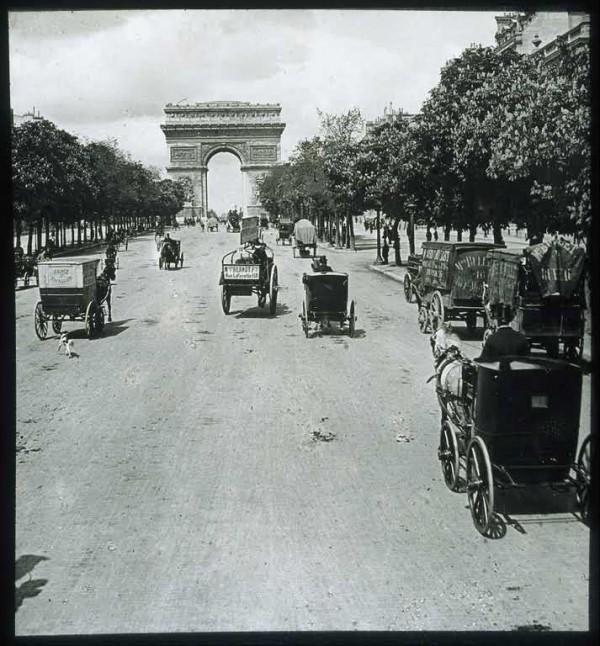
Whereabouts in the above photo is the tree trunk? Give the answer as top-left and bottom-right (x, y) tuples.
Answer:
(457, 228), (463, 242)
(27, 224), (34, 255)
(15, 218), (22, 248)
(37, 219), (43, 252)
(44, 216), (50, 248)
(469, 222), (477, 242)
(83, 220), (88, 243)
(444, 223), (451, 241)
(393, 216), (402, 266)
(348, 212), (355, 249)
(492, 220), (504, 245)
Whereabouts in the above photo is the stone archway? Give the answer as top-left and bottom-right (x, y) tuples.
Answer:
(160, 101), (286, 222)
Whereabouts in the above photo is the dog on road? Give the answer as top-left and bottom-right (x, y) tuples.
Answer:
(57, 333), (76, 358)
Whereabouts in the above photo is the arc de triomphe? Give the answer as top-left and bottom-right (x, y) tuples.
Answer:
(160, 101), (286, 220)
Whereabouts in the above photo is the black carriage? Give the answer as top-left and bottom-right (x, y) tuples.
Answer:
(34, 258), (110, 340)
(299, 258), (356, 338)
(417, 241), (503, 334)
(482, 240), (586, 360)
(219, 243), (278, 315)
(403, 253), (423, 303)
(158, 238), (183, 270)
(434, 352), (591, 535)
(293, 218), (317, 258)
(276, 216), (293, 245)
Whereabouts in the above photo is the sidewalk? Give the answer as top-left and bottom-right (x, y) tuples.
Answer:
(368, 261), (592, 364)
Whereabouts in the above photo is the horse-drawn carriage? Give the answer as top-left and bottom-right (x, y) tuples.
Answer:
(299, 256), (356, 338)
(219, 215), (278, 315)
(417, 241), (503, 334)
(293, 218), (317, 258)
(158, 237), (183, 270)
(431, 333), (591, 535)
(276, 215), (293, 246)
(403, 253), (423, 303)
(226, 212), (241, 233)
(207, 217), (219, 232)
(34, 258), (112, 340)
(482, 239), (586, 359)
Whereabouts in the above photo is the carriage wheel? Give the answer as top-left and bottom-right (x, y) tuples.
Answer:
(418, 305), (430, 334)
(221, 285), (231, 315)
(438, 421), (460, 491)
(466, 312), (477, 333)
(269, 266), (278, 316)
(34, 302), (48, 340)
(575, 434), (591, 525)
(302, 301), (309, 338)
(430, 291), (445, 332)
(403, 274), (413, 303)
(466, 437), (495, 536)
(51, 317), (63, 335)
(85, 301), (102, 339)
(348, 300), (356, 338)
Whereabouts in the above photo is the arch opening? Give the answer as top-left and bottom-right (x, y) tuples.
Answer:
(206, 151), (244, 220)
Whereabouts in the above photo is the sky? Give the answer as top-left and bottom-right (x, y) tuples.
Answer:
(9, 9), (498, 214)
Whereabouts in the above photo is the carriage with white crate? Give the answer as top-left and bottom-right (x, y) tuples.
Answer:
(34, 258), (111, 340)
(219, 216), (278, 315)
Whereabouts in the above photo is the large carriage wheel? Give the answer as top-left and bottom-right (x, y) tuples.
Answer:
(575, 434), (591, 525)
(438, 421), (460, 491)
(51, 317), (63, 335)
(348, 300), (356, 338)
(430, 291), (445, 332)
(269, 266), (278, 316)
(403, 273), (413, 303)
(466, 437), (495, 536)
(85, 301), (103, 339)
(417, 305), (430, 334)
(221, 285), (231, 315)
(302, 302), (309, 338)
(34, 301), (48, 340)
(465, 312), (477, 333)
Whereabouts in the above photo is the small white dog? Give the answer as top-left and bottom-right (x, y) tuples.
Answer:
(57, 333), (75, 358)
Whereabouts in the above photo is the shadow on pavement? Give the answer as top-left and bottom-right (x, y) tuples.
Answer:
(234, 302), (293, 319)
(15, 554), (49, 612)
(59, 319), (134, 340)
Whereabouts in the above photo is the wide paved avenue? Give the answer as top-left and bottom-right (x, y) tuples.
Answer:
(15, 225), (590, 633)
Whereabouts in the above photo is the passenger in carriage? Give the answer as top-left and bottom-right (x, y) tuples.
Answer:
(476, 309), (530, 362)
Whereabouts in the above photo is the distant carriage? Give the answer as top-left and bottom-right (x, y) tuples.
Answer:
(276, 215), (293, 246)
(207, 217), (219, 232)
(34, 258), (111, 340)
(482, 240), (586, 359)
(417, 241), (504, 334)
(159, 238), (183, 270)
(226, 212), (241, 233)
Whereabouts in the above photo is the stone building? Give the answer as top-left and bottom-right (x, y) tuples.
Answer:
(365, 103), (417, 136)
(11, 107), (44, 127)
(494, 11), (590, 62)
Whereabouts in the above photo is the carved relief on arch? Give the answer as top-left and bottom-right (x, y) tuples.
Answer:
(201, 142), (248, 166)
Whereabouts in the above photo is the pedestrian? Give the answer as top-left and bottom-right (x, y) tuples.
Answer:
(382, 238), (389, 264)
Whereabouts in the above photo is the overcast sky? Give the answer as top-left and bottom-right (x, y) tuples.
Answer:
(9, 9), (498, 214)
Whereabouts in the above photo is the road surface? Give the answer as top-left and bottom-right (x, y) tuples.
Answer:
(15, 226), (591, 633)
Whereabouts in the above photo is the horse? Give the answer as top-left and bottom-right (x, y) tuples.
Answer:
(96, 267), (113, 322)
(430, 324), (474, 427)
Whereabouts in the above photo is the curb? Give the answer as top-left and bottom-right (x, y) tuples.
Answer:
(368, 264), (407, 283)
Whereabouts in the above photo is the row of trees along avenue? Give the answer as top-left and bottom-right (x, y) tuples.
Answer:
(12, 118), (191, 255)
(258, 40), (591, 262)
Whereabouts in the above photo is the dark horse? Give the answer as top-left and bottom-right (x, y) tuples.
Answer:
(159, 240), (181, 270)
(96, 266), (114, 321)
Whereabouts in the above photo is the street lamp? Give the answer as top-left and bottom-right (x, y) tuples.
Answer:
(406, 201), (416, 257)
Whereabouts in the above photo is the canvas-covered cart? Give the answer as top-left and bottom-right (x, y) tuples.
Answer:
(293, 218), (317, 258)
(34, 258), (108, 339)
(482, 240), (586, 359)
(417, 241), (503, 333)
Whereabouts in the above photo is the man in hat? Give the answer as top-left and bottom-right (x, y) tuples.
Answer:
(476, 309), (529, 362)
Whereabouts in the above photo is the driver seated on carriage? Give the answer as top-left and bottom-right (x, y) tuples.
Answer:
(311, 256), (332, 272)
(475, 308), (529, 362)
